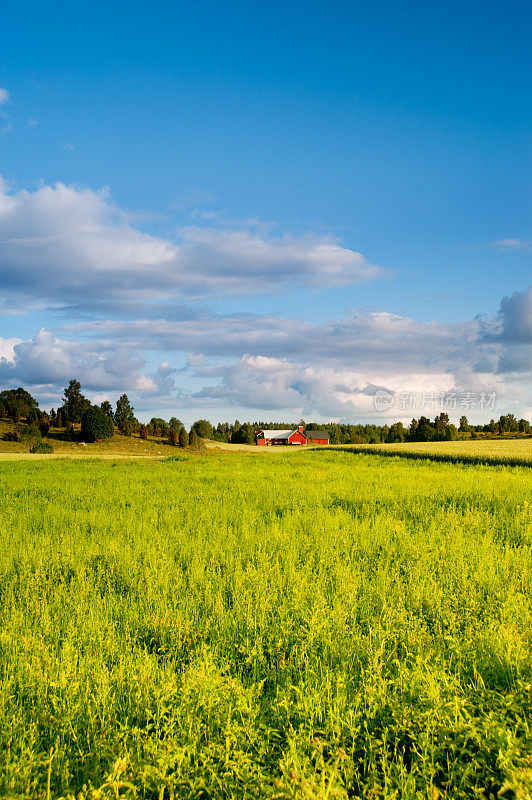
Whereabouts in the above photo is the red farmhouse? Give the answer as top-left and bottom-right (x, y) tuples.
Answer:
(255, 426), (329, 446)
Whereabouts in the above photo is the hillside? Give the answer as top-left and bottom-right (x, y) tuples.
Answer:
(0, 418), (171, 458)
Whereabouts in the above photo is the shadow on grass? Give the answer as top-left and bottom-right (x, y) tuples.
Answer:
(313, 445), (531, 469)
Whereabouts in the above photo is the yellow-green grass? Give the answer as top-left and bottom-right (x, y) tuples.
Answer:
(1, 450), (532, 799)
(329, 437), (532, 467)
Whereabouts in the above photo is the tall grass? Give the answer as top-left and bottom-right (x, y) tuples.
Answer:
(0, 450), (531, 798)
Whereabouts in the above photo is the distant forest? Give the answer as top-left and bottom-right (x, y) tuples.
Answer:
(0, 379), (530, 447)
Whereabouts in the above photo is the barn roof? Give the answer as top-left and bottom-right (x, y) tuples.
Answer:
(258, 429), (293, 440)
(306, 430), (329, 439)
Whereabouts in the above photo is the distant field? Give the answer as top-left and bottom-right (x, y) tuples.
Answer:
(1, 419), (529, 466)
(333, 437), (532, 467)
(1, 449), (531, 798)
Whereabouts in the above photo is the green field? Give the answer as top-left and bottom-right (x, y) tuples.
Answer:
(1, 449), (531, 799)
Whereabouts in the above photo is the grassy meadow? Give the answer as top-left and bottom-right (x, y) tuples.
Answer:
(1, 449), (532, 799)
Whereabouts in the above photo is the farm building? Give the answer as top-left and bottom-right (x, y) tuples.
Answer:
(304, 430), (330, 445)
(255, 427), (329, 446)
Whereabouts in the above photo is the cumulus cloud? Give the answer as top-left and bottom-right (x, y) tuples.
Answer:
(0, 336), (21, 362)
(151, 362), (177, 395)
(0, 179), (382, 308)
(71, 308), (497, 376)
(0, 175), (527, 420)
(187, 352), (506, 420)
(499, 286), (532, 345)
(0, 302), (525, 420)
(495, 286), (532, 374)
(56, 304), (510, 419)
(0, 329), (158, 395)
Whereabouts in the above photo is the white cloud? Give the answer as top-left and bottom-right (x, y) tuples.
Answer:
(0, 179), (382, 307)
(0, 88), (9, 105)
(1, 302), (527, 421)
(0, 329), (157, 395)
(188, 353), (507, 421)
(71, 308), (497, 376)
(0, 336), (21, 362)
(58, 304), (515, 420)
(489, 238), (532, 250)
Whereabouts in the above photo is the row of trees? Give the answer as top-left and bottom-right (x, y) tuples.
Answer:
(1, 382), (531, 446)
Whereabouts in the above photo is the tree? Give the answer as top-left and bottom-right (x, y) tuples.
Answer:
(22, 424), (42, 451)
(434, 413), (449, 440)
(81, 406), (114, 442)
(445, 423), (459, 440)
(0, 387), (40, 422)
(39, 413), (50, 437)
(498, 414), (518, 434)
(191, 419), (213, 440)
(418, 419), (436, 441)
(115, 394), (136, 435)
(179, 427), (189, 448)
(148, 417), (168, 437)
(518, 418), (531, 434)
(169, 417), (183, 432)
(168, 428), (179, 446)
(387, 422), (405, 443)
(410, 416), (435, 442)
(100, 400), (114, 418)
(63, 379), (90, 423)
(459, 416), (470, 433)
(231, 423), (255, 444)
(189, 427), (205, 451)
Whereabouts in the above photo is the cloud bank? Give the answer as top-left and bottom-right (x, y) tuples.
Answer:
(0, 179), (381, 311)
(0, 176), (529, 422)
(2, 292), (528, 421)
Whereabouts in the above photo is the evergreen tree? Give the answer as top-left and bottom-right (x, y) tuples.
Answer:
(189, 427), (205, 451)
(81, 406), (114, 442)
(179, 427), (189, 448)
(100, 400), (114, 418)
(0, 387), (41, 422)
(63, 380), (90, 423)
(115, 394), (136, 434)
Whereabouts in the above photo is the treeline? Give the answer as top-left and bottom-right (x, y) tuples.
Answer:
(0, 381), (202, 449)
(301, 413), (531, 445)
(0, 382), (530, 447)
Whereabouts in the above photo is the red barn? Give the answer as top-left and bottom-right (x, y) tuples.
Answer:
(255, 426), (329, 446)
(305, 430), (329, 445)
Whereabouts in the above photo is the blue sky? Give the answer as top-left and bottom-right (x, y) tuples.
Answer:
(0, 0), (530, 423)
